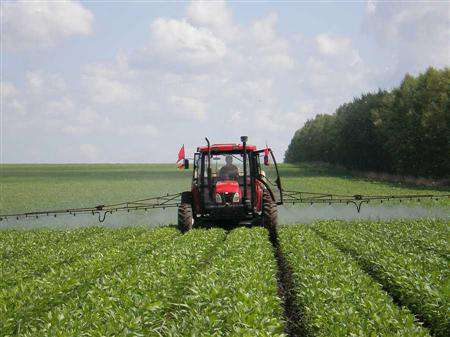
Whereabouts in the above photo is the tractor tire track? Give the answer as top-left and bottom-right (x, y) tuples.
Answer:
(269, 227), (308, 337)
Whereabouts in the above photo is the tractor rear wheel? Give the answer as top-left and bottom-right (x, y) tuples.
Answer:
(262, 190), (278, 235)
(178, 203), (193, 233)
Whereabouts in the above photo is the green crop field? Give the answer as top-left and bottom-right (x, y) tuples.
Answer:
(1, 221), (448, 336)
(0, 164), (449, 336)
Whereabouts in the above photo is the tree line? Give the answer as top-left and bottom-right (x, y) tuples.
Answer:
(284, 67), (449, 178)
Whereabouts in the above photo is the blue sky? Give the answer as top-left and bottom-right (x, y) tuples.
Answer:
(3, 1), (449, 163)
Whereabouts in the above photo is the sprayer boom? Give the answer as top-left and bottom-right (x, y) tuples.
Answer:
(0, 193), (181, 222)
(282, 190), (450, 212)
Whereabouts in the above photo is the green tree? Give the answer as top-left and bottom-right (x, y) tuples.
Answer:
(285, 67), (449, 178)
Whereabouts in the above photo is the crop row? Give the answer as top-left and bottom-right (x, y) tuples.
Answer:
(20, 228), (226, 336)
(0, 227), (103, 261)
(313, 220), (449, 337)
(278, 225), (429, 337)
(1, 227), (180, 335)
(160, 227), (286, 336)
(1, 227), (148, 288)
(1, 227), (286, 336)
(360, 219), (448, 258)
(3, 221), (445, 336)
(317, 221), (448, 282)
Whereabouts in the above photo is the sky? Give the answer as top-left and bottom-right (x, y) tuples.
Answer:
(2, 0), (449, 163)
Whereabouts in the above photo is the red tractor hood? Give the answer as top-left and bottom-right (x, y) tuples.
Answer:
(215, 181), (241, 195)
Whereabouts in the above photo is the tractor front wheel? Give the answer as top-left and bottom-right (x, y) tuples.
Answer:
(178, 203), (193, 233)
(262, 190), (278, 235)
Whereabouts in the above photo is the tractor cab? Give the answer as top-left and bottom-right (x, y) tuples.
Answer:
(178, 136), (283, 232)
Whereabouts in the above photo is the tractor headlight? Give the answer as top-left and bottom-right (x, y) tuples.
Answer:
(232, 193), (240, 203)
(215, 193), (223, 204)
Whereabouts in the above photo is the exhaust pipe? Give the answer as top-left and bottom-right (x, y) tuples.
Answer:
(241, 136), (248, 208)
(205, 137), (213, 200)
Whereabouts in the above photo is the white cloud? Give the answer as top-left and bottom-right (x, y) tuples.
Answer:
(186, 0), (237, 40)
(4, 0), (94, 51)
(3, 71), (73, 119)
(61, 107), (110, 135)
(4, 71), (109, 136)
(170, 95), (207, 120)
(249, 13), (295, 70)
(149, 18), (227, 65)
(83, 62), (136, 105)
(364, 1), (450, 72)
(306, 54), (369, 101)
(264, 53), (295, 70)
(46, 97), (75, 116)
(303, 32), (372, 105)
(315, 34), (351, 56)
(26, 70), (67, 96)
(366, 0), (376, 14)
(314, 33), (362, 67)
(251, 12), (278, 44)
(222, 79), (273, 108)
(86, 76), (134, 105)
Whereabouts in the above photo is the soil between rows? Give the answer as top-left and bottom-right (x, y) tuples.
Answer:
(269, 227), (308, 337)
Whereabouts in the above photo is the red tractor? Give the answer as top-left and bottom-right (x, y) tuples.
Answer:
(178, 136), (283, 232)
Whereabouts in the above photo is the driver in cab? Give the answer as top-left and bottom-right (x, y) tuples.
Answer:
(219, 155), (239, 180)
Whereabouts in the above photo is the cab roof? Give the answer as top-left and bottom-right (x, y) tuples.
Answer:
(198, 143), (257, 152)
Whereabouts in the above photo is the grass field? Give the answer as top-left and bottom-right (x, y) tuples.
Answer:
(0, 163), (448, 336)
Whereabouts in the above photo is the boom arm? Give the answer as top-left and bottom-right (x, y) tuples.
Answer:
(0, 193), (181, 222)
(282, 189), (450, 212)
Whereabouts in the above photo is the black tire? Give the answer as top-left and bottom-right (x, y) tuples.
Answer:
(178, 203), (193, 233)
(180, 191), (192, 204)
(262, 190), (278, 234)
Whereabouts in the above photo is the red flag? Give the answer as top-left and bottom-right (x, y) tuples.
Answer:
(177, 145), (185, 168)
(264, 147), (269, 157)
